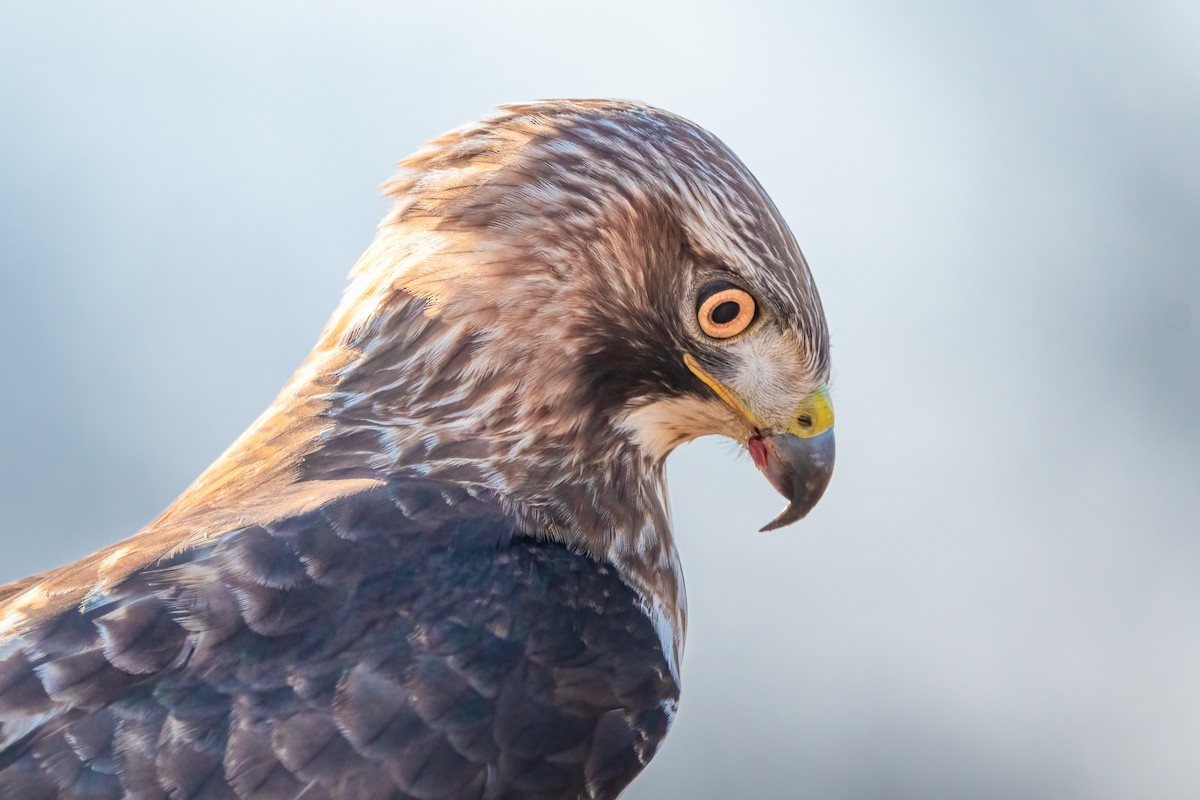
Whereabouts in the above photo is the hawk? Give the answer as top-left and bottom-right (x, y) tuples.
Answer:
(0, 100), (834, 799)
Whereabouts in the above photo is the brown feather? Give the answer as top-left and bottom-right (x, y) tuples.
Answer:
(0, 99), (830, 799)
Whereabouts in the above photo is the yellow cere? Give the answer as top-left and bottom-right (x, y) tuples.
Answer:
(788, 384), (834, 438)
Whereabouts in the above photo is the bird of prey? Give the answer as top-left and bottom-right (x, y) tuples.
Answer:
(0, 100), (834, 799)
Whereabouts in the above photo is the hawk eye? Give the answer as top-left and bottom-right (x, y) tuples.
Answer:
(696, 283), (756, 339)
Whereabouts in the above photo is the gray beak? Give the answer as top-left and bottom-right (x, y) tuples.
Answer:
(756, 429), (836, 531)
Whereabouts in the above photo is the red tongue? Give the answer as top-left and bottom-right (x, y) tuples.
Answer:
(748, 435), (769, 470)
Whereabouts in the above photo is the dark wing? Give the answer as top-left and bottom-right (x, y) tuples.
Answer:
(0, 479), (678, 800)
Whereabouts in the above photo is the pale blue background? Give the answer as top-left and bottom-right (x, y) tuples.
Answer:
(2, 2), (1198, 798)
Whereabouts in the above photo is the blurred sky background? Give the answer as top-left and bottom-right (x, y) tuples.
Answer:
(1, 2), (1198, 798)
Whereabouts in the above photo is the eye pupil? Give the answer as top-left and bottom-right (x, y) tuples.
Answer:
(710, 301), (740, 325)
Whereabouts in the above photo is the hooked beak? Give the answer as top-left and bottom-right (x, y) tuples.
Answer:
(684, 354), (835, 531)
(748, 429), (835, 531)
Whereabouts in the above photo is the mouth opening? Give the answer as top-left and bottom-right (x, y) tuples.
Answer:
(747, 432), (768, 470)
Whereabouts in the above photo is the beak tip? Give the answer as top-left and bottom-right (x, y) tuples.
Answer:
(758, 508), (802, 533)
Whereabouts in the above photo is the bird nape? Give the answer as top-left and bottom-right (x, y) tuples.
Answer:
(0, 100), (834, 800)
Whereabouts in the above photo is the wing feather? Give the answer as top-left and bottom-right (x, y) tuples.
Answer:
(0, 479), (677, 799)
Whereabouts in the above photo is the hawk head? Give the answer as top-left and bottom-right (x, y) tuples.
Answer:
(321, 99), (833, 532)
